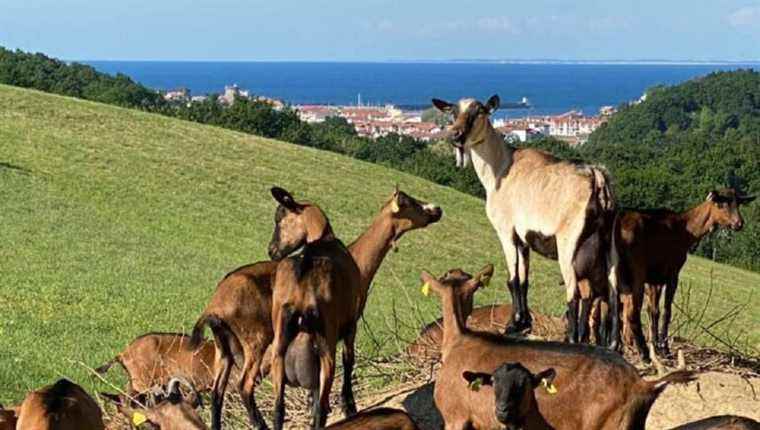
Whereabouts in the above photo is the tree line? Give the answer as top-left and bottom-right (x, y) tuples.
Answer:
(1, 47), (757, 270)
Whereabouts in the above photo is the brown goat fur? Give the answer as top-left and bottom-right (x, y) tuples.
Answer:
(96, 332), (216, 394)
(668, 415), (760, 430)
(407, 303), (566, 362)
(325, 407), (419, 430)
(190, 186), (440, 430)
(0, 404), (18, 430)
(16, 379), (105, 430)
(420, 267), (696, 430)
(102, 376), (207, 430)
(432, 95), (616, 344)
(268, 186), (362, 429)
(609, 188), (755, 356)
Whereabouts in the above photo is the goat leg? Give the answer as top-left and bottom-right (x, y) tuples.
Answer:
(340, 329), (357, 417)
(577, 296), (592, 343)
(566, 296), (579, 343)
(658, 277), (678, 357)
(313, 335), (336, 429)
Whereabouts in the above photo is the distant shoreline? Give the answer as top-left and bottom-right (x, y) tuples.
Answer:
(77, 59), (760, 66)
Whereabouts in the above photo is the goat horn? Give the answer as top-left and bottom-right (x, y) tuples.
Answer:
(166, 376), (203, 408)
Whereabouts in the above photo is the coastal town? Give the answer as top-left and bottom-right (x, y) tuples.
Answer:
(163, 84), (614, 146)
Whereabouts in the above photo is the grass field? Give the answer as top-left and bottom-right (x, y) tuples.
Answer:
(1, 84), (758, 404)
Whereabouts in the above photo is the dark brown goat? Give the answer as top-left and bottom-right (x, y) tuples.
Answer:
(462, 362), (556, 430)
(325, 408), (419, 430)
(668, 415), (760, 430)
(0, 404), (18, 430)
(190, 187), (440, 430)
(420, 267), (696, 430)
(267, 186), (362, 429)
(96, 332), (216, 394)
(608, 188), (755, 356)
(102, 376), (207, 430)
(16, 379), (105, 430)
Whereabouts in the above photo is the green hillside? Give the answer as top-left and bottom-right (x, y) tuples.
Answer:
(0, 84), (758, 403)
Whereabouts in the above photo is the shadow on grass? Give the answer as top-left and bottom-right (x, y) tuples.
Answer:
(0, 162), (30, 174)
(402, 382), (442, 430)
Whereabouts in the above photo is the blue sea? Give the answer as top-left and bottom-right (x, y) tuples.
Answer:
(86, 61), (755, 118)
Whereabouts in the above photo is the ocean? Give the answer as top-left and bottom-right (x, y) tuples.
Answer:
(86, 61), (754, 118)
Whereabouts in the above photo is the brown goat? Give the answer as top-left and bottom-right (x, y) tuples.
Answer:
(432, 95), (616, 345)
(420, 267), (696, 430)
(608, 188), (755, 356)
(190, 186), (440, 430)
(16, 379), (105, 430)
(0, 404), (18, 430)
(325, 407), (419, 430)
(462, 362), (556, 430)
(267, 186), (362, 429)
(96, 332), (216, 394)
(407, 302), (566, 362)
(102, 376), (207, 430)
(668, 415), (760, 430)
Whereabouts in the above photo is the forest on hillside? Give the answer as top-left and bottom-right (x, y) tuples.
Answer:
(1, 47), (758, 270)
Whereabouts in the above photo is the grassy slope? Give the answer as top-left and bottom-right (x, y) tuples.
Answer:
(0, 85), (758, 403)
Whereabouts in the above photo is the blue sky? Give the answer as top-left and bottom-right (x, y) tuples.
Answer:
(1, 0), (760, 61)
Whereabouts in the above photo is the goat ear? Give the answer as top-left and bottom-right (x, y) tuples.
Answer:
(532, 368), (556, 388)
(462, 371), (493, 390)
(432, 98), (454, 113)
(271, 186), (301, 212)
(738, 195), (756, 205)
(485, 94), (500, 114)
(474, 263), (494, 287)
(420, 271), (444, 296)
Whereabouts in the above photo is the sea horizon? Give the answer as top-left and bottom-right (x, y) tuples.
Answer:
(85, 61), (758, 118)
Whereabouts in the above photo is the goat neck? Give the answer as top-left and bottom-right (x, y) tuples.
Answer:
(348, 208), (397, 293)
(439, 287), (468, 362)
(468, 123), (514, 193)
(679, 201), (718, 245)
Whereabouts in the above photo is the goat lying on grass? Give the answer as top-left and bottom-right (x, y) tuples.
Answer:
(16, 379), (104, 430)
(102, 376), (207, 430)
(325, 407), (419, 430)
(96, 332), (216, 395)
(668, 415), (760, 430)
(420, 266), (696, 430)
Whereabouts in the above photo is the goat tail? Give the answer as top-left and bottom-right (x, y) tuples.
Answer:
(647, 369), (698, 395)
(189, 314), (211, 349)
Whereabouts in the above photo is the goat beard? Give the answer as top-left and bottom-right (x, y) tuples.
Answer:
(454, 146), (471, 169)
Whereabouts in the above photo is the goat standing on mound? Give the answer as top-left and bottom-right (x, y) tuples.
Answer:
(190, 187), (440, 430)
(16, 379), (104, 430)
(267, 187), (362, 430)
(420, 267), (696, 430)
(432, 95), (616, 344)
(609, 188), (755, 357)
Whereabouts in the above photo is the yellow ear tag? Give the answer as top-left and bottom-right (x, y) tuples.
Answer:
(132, 412), (148, 426)
(542, 379), (558, 395)
(421, 282), (431, 296)
(391, 199), (400, 213)
(468, 377), (483, 392)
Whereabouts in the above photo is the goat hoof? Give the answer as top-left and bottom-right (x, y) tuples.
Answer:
(504, 321), (531, 336)
(607, 340), (620, 352)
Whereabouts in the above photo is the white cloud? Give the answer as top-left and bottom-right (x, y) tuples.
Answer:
(728, 5), (760, 29)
